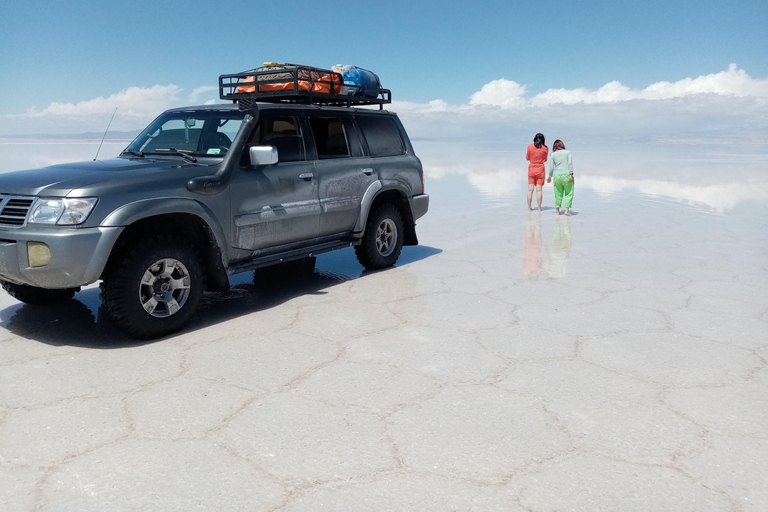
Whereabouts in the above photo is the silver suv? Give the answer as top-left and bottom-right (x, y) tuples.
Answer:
(0, 94), (428, 338)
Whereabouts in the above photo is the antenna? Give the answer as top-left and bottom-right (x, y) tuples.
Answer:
(93, 107), (118, 161)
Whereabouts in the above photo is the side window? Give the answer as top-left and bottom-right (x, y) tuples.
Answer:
(309, 117), (349, 159)
(246, 115), (304, 162)
(357, 115), (405, 158)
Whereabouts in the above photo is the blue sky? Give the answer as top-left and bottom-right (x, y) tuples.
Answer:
(0, 0), (766, 136)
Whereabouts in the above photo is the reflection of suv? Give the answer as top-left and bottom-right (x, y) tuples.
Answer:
(0, 68), (428, 338)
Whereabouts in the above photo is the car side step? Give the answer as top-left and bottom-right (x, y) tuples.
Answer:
(228, 240), (356, 274)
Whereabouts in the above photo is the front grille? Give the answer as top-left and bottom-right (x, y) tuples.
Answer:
(0, 197), (35, 226)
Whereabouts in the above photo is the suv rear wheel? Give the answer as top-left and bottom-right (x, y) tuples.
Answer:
(101, 235), (203, 339)
(355, 203), (404, 270)
(1, 281), (79, 305)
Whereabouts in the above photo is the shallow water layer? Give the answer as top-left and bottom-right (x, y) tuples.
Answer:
(1, 139), (767, 511)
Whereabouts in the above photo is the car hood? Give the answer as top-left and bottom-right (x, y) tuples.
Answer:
(0, 157), (217, 196)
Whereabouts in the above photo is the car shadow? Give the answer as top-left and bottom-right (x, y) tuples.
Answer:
(0, 245), (441, 348)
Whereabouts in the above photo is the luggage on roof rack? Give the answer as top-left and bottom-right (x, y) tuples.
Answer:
(219, 63), (392, 110)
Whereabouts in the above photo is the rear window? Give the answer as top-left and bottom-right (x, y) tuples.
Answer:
(357, 116), (405, 158)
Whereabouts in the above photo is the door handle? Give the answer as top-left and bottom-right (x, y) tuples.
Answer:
(361, 168), (374, 176)
(299, 172), (314, 181)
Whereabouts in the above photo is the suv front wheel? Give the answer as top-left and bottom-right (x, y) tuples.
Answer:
(355, 203), (404, 270)
(101, 235), (203, 339)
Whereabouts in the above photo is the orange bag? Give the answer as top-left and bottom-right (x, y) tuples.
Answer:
(236, 72), (341, 94)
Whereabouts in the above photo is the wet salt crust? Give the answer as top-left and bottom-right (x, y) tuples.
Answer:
(1, 140), (767, 511)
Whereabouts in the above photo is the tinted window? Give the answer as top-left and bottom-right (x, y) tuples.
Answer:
(357, 116), (405, 158)
(247, 115), (304, 162)
(309, 117), (349, 159)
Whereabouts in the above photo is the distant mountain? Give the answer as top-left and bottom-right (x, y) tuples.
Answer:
(0, 130), (142, 140)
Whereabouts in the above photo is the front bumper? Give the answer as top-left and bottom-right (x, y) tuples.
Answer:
(0, 226), (123, 289)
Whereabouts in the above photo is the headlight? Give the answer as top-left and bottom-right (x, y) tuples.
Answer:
(29, 197), (98, 225)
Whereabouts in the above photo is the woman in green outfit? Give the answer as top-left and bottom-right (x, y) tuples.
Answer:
(546, 139), (574, 216)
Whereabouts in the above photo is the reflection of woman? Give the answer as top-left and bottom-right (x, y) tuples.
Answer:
(546, 217), (572, 278)
(523, 213), (543, 279)
(526, 133), (548, 211)
(547, 139), (574, 216)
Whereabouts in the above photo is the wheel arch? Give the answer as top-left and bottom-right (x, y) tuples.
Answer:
(357, 185), (418, 246)
(101, 200), (229, 291)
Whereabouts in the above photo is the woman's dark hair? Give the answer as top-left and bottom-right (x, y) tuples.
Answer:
(533, 133), (546, 149)
(553, 139), (565, 151)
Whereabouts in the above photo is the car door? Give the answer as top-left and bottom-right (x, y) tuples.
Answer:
(308, 115), (377, 237)
(229, 113), (320, 251)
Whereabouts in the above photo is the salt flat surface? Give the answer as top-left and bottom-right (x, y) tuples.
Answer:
(1, 140), (767, 511)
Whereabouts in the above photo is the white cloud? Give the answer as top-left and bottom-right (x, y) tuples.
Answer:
(19, 85), (183, 118)
(470, 79), (528, 109)
(468, 64), (768, 109)
(2, 65), (766, 141)
(189, 86), (218, 104)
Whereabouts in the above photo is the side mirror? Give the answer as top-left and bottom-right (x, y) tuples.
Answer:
(249, 146), (278, 166)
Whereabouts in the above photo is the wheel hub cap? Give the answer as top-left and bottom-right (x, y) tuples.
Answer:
(139, 258), (191, 318)
(376, 219), (397, 257)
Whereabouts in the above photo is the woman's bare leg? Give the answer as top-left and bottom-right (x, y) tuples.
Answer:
(536, 185), (543, 211)
(527, 184), (534, 210)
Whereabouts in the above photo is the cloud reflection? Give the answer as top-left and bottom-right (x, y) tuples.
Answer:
(418, 142), (768, 211)
(577, 176), (768, 212)
(1, 138), (765, 212)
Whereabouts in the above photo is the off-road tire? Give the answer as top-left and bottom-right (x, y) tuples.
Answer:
(355, 203), (404, 270)
(1, 281), (79, 305)
(100, 235), (203, 339)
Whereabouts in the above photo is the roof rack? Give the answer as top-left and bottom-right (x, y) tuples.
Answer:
(219, 64), (392, 110)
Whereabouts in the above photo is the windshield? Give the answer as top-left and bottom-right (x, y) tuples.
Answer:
(125, 110), (245, 158)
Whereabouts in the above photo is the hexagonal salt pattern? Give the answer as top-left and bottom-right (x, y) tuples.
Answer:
(2, 176), (767, 511)
(282, 473), (524, 512)
(509, 455), (737, 511)
(389, 386), (571, 482)
(37, 439), (285, 512)
(220, 393), (394, 484)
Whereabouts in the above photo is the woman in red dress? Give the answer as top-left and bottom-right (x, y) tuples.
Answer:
(526, 133), (548, 211)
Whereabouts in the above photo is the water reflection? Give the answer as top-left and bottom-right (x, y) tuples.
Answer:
(0, 140), (125, 173)
(5, 138), (765, 211)
(546, 217), (572, 278)
(523, 213), (573, 280)
(523, 213), (543, 279)
(2, 269), (349, 347)
(0, 246), (439, 346)
(415, 140), (768, 211)
(576, 175), (768, 212)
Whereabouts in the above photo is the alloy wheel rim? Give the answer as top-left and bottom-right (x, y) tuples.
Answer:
(138, 258), (191, 318)
(376, 218), (397, 257)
